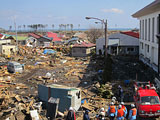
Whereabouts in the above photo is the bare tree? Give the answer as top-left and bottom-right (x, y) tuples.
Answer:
(9, 26), (12, 31)
(23, 25), (26, 31)
(70, 24), (73, 31)
(78, 24), (80, 30)
(86, 28), (103, 43)
(52, 24), (54, 30)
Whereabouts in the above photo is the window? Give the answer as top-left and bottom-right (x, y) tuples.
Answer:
(158, 15), (160, 34)
(103, 45), (105, 50)
(147, 45), (149, 53)
(127, 48), (134, 52)
(145, 19), (147, 40)
(152, 17), (155, 42)
(142, 20), (144, 40)
(141, 96), (160, 105)
(141, 42), (143, 49)
(157, 15), (160, 43)
(148, 18), (150, 41)
(140, 20), (142, 39)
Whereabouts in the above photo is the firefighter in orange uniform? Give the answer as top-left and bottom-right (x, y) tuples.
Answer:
(128, 104), (137, 120)
(117, 105), (124, 120)
(121, 102), (127, 118)
(107, 102), (117, 120)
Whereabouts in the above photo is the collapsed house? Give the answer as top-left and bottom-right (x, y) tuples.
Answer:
(38, 84), (81, 112)
(47, 32), (62, 45)
(27, 33), (52, 47)
(0, 44), (17, 56)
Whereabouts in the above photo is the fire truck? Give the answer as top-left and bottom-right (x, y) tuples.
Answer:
(134, 81), (160, 118)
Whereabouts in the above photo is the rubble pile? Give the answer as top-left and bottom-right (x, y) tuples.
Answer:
(0, 44), (108, 119)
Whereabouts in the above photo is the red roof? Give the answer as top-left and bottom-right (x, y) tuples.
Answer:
(0, 34), (3, 39)
(47, 32), (61, 42)
(121, 31), (139, 38)
(73, 42), (96, 48)
(138, 89), (158, 97)
(28, 33), (42, 39)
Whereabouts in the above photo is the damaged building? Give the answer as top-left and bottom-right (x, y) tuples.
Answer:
(38, 84), (81, 112)
(96, 31), (139, 55)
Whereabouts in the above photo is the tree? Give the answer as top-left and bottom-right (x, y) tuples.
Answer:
(64, 24), (67, 31)
(78, 24), (80, 30)
(67, 24), (69, 31)
(70, 24), (73, 31)
(86, 27), (103, 43)
(9, 26), (12, 31)
(52, 24), (54, 30)
(23, 25), (26, 31)
(59, 24), (62, 31)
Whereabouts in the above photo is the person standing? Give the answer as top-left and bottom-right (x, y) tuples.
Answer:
(98, 107), (105, 120)
(83, 110), (90, 120)
(107, 102), (117, 120)
(128, 104), (137, 120)
(118, 85), (124, 102)
(121, 102), (127, 118)
(66, 107), (76, 120)
(117, 105), (124, 120)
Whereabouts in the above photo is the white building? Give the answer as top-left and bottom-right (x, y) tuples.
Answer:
(132, 0), (160, 72)
(96, 31), (139, 55)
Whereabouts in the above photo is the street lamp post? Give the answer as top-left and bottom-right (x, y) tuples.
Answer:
(85, 17), (108, 57)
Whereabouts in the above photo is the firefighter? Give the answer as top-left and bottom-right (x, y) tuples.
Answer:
(98, 107), (105, 120)
(118, 85), (124, 102)
(128, 104), (137, 120)
(121, 102), (127, 118)
(117, 105), (124, 120)
(107, 102), (117, 120)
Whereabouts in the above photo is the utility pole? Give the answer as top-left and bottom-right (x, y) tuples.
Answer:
(14, 20), (18, 52)
(85, 17), (108, 57)
(104, 19), (108, 57)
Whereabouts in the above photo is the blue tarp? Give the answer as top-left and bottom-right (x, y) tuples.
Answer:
(81, 98), (88, 104)
(43, 49), (56, 54)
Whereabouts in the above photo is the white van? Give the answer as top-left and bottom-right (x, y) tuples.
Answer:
(7, 61), (23, 73)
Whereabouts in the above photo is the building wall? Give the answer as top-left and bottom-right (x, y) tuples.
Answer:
(72, 47), (90, 57)
(96, 34), (139, 55)
(96, 38), (105, 55)
(119, 46), (139, 55)
(139, 11), (160, 72)
(37, 38), (51, 47)
(0, 39), (12, 45)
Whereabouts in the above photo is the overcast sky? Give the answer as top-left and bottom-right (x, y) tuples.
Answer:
(0, 0), (154, 30)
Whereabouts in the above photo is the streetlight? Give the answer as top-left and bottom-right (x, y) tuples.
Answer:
(85, 17), (108, 57)
(95, 22), (104, 31)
